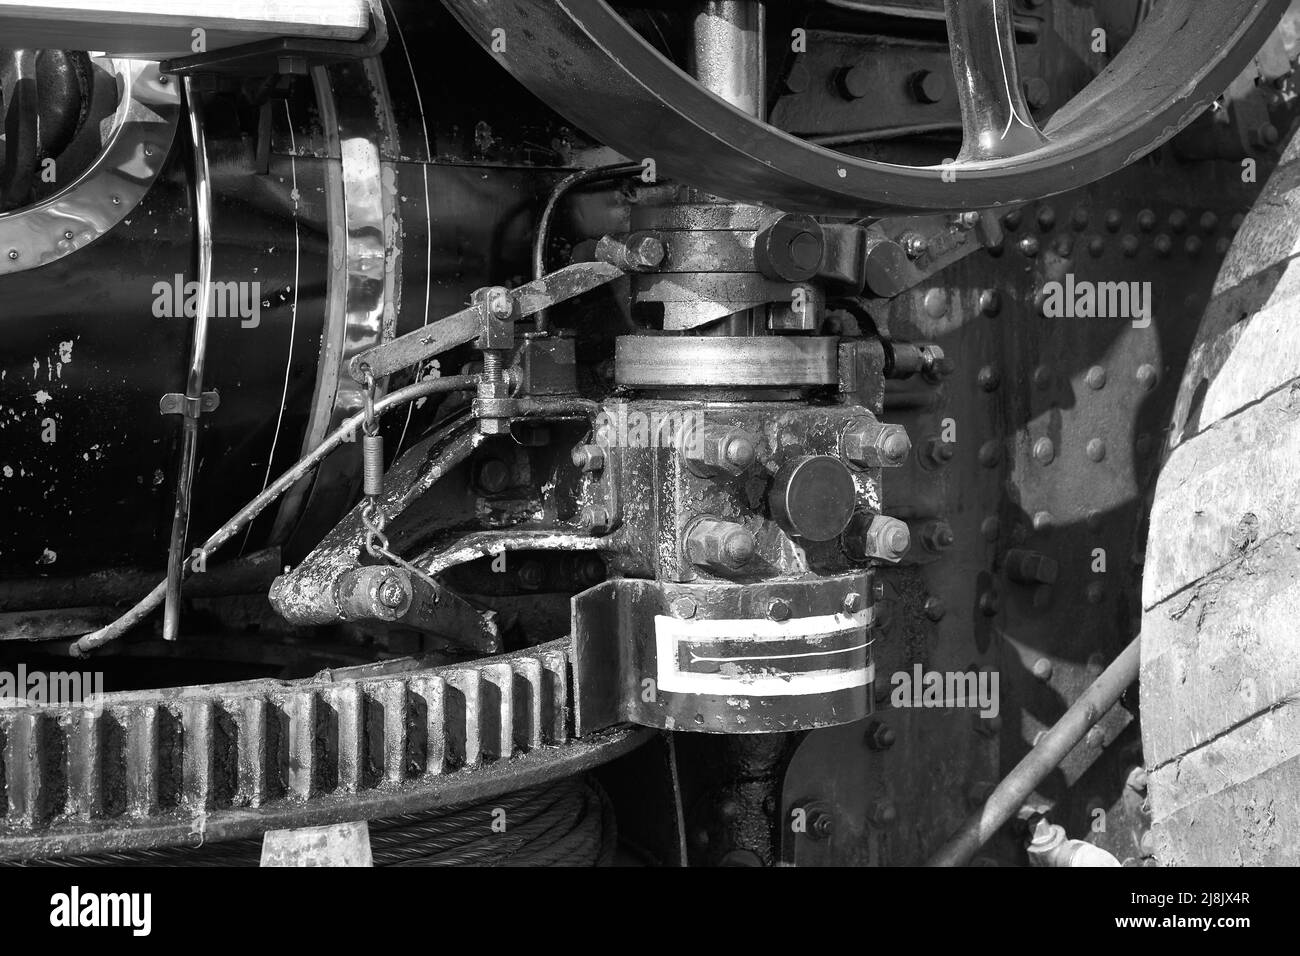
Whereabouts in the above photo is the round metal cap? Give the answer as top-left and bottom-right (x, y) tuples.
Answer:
(769, 455), (858, 542)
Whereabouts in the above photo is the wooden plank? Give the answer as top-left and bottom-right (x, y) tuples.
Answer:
(0, 0), (368, 57)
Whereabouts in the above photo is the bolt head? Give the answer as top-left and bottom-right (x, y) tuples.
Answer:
(844, 420), (910, 469)
(767, 598), (792, 622)
(375, 574), (410, 611)
(670, 596), (697, 619)
(842, 592), (864, 614)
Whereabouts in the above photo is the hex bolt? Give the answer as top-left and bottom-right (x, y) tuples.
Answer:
(809, 809), (834, 839)
(571, 444), (605, 472)
(1005, 548), (1060, 585)
(376, 574), (409, 610)
(845, 513), (911, 563)
(920, 520), (955, 553)
(681, 424), (758, 478)
(865, 720), (896, 751)
(579, 505), (612, 534)
(843, 419), (911, 469)
(670, 596), (698, 619)
(923, 438), (955, 468)
(685, 518), (757, 575)
(767, 598), (792, 622)
(843, 592), (864, 614)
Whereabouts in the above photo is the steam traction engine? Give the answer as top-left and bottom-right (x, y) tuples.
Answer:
(0, 0), (1296, 866)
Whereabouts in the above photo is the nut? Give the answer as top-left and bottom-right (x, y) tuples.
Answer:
(844, 513), (911, 563)
(681, 424), (758, 478)
(685, 518), (757, 575)
(843, 419), (910, 469)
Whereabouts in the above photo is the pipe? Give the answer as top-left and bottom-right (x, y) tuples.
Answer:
(532, 162), (643, 332)
(71, 374), (480, 656)
(162, 78), (216, 643)
(926, 635), (1141, 867)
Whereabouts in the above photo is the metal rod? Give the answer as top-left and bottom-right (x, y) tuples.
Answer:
(688, 1), (767, 117)
(162, 78), (215, 643)
(926, 635), (1141, 866)
(71, 374), (480, 656)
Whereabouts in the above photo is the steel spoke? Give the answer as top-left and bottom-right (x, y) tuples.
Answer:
(944, 0), (1049, 161)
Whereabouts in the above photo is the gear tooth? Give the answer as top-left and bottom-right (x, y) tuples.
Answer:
(328, 682), (365, 794)
(409, 674), (447, 777)
(539, 647), (571, 744)
(510, 656), (545, 751)
(444, 669), (482, 768)
(234, 695), (269, 807)
(5, 712), (53, 826)
(181, 698), (216, 810)
(479, 663), (514, 761)
(285, 691), (318, 799)
(379, 679), (408, 787)
(66, 709), (104, 820)
(126, 704), (160, 817)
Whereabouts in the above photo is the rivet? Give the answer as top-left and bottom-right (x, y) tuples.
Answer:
(1185, 236), (1202, 257)
(1121, 234), (1139, 257)
(1032, 510), (1054, 532)
(1137, 209), (1156, 232)
(981, 516), (1000, 541)
(1104, 209), (1123, 232)
(111, 195), (121, 205)
(977, 365), (1001, 392)
(1053, 235), (1074, 257)
(978, 440), (1002, 468)
(1200, 211), (1219, 233)
(1154, 234), (1172, 257)
(1168, 209), (1188, 233)
(1085, 581), (1104, 605)
(1019, 235), (1040, 257)
(923, 596), (947, 621)
(1071, 207), (1089, 231)
(1215, 237), (1231, 255)
(1032, 437), (1055, 465)
(1086, 438), (1107, 462)
(1003, 210), (1022, 231)
(1229, 212), (1245, 233)
(923, 287), (949, 318)
(63, 230), (74, 240)
(978, 591), (999, 616)
(1032, 365), (1053, 390)
(978, 289), (1002, 316)
(1136, 363), (1159, 390)
(1037, 206), (1056, 231)
(1087, 236), (1105, 258)
(7, 249), (17, 260)
(1085, 365), (1107, 390)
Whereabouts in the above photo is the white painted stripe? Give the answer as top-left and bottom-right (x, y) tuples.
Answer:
(655, 612), (872, 697)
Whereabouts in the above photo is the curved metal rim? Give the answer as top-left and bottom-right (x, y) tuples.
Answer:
(0, 57), (180, 274)
(442, 0), (1287, 214)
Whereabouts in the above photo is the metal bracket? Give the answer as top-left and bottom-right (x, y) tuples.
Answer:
(159, 0), (388, 76)
(159, 390), (220, 418)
